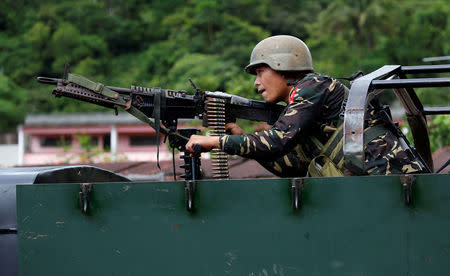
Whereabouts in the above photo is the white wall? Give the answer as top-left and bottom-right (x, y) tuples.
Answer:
(0, 144), (18, 167)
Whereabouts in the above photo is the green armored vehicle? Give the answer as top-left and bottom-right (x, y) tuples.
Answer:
(1, 64), (449, 275)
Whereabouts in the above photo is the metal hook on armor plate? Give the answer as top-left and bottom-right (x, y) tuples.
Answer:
(185, 180), (196, 212)
(400, 175), (415, 205)
(79, 183), (92, 214)
(291, 178), (304, 210)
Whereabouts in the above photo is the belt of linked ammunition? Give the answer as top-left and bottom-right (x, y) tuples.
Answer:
(206, 97), (230, 179)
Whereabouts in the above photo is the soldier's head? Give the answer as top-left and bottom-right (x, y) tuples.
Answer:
(245, 35), (314, 103)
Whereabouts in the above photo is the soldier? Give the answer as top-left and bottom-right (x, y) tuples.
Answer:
(186, 35), (426, 176)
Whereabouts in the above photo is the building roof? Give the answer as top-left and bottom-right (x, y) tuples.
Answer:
(24, 112), (199, 126)
(23, 107), (408, 127)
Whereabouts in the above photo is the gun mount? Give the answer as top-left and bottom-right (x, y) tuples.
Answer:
(343, 64), (450, 173)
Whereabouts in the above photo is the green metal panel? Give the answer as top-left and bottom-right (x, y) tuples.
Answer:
(17, 174), (450, 275)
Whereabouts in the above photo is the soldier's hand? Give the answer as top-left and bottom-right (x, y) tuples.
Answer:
(185, 135), (220, 155)
(225, 122), (244, 135)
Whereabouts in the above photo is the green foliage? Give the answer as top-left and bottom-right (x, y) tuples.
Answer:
(74, 134), (104, 163)
(306, 0), (399, 75)
(24, 22), (51, 49)
(0, 0), (448, 152)
(429, 115), (450, 153)
(403, 114), (449, 154)
(225, 73), (258, 99)
(49, 23), (109, 71)
(387, 2), (449, 65)
(61, 134), (104, 163)
(0, 73), (27, 131)
(167, 53), (240, 91)
(416, 87), (450, 107)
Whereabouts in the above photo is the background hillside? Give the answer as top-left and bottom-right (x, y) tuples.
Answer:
(0, 0), (448, 134)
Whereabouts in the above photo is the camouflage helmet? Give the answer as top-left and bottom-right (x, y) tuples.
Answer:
(245, 35), (314, 75)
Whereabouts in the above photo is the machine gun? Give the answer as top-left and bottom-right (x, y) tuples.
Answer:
(37, 67), (284, 186)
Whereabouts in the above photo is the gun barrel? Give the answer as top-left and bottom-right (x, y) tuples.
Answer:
(106, 86), (132, 95)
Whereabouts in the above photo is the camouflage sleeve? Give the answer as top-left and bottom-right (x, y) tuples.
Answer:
(219, 75), (333, 160)
(364, 131), (425, 175)
(255, 150), (309, 177)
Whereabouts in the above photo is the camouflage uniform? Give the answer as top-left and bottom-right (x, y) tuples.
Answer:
(219, 73), (425, 177)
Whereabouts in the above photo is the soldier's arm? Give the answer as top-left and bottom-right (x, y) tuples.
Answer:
(225, 122), (244, 135)
(219, 78), (329, 159)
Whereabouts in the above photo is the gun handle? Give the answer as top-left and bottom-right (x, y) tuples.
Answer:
(193, 144), (205, 154)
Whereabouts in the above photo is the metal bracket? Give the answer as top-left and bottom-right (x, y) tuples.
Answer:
(291, 178), (304, 210)
(0, 228), (17, 234)
(79, 183), (92, 214)
(400, 175), (415, 205)
(185, 180), (196, 212)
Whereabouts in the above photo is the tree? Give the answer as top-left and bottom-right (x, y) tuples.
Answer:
(166, 53), (240, 92)
(0, 73), (27, 131)
(305, 0), (399, 75)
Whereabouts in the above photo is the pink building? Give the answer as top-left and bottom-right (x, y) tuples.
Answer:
(18, 113), (193, 165)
